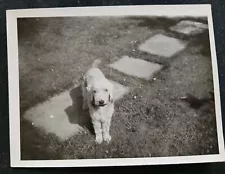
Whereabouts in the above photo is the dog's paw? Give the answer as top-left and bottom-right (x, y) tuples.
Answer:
(95, 135), (103, 144)
(103, 134), (111, 143)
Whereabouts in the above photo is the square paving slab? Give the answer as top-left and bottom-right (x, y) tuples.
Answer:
(23, 81), (129, 141)
(169, 20), (208, 35)
(138, 34), (187, 58)
(109, 56), (162, 80)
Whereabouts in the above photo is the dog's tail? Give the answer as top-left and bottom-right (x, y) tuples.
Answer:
(91, 59), (101, 68)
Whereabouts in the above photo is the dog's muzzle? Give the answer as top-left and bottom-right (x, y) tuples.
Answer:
(91, 97), (106, 107)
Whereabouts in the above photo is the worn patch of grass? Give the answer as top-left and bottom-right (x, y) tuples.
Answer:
(18, 16), (219, 160)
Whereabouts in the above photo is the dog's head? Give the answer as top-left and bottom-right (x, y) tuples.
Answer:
(86, 79), (114, 107)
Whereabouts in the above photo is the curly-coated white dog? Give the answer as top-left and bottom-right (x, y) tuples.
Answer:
(82, 60), (114, 144)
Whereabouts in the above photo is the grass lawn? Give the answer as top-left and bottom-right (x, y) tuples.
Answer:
(18, 16), (219, 160)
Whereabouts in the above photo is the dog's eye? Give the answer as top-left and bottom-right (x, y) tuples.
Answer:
(93, 90), (96, 93)
(105, 89), (108, 92)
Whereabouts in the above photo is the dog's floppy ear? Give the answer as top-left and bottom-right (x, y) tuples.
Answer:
(108, 94), (114, 103)
(108, 83), (114, 103)
(84, 78), (91, 91)
(86, 85), (91, 92)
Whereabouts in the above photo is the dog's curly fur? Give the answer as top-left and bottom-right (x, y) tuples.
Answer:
(82, 59), (114, 144)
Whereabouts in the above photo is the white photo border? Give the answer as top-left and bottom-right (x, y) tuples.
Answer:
(6, 4), (225, 167)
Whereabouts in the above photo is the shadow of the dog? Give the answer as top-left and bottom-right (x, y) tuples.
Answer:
(64, 85), (94, 134)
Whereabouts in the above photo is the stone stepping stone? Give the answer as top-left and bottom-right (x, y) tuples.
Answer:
(169, 20), (208, 35)
(23, 81), (129, 141)
(109, 56), (162, 80)
(138, 34), (187, 58)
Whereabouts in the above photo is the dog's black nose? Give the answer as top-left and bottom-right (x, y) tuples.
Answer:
(99, 100), (104, 105)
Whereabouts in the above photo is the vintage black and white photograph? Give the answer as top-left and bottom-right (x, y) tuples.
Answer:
(7, 5), (225, 167)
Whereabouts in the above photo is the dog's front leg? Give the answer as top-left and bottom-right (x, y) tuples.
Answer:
(102, 119), (111, 143)
(92, 120), (103, 144)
